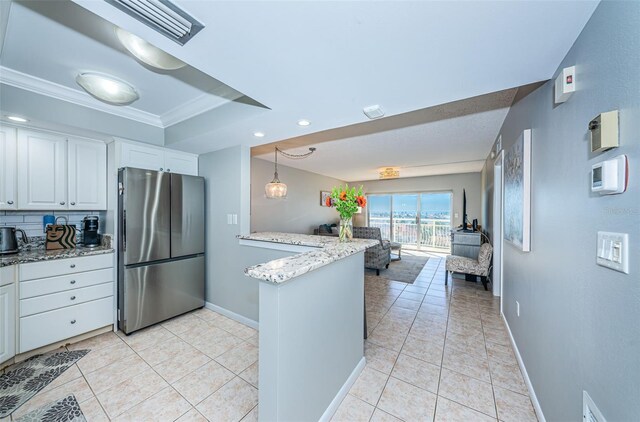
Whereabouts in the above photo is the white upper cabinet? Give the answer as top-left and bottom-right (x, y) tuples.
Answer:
(17, 130), (67, 210)
(0, 126), (17, 210)
(68, 138), (107, 210)
(118, 140), (198, 176)
(164, 150), (199, 175)
(120, 142), (165, 172)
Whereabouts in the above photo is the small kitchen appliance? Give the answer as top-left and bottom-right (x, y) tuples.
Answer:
(82, 216), (101, 247)
(0, 227), (28, 255)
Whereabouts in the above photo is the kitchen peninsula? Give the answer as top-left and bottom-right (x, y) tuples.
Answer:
(239, 232), (377, 421)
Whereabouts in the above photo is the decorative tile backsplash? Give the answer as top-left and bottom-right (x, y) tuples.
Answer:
(0, 211), (107, 237)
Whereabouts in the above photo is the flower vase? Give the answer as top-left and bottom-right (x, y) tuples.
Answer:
(339, 217), (353, 242)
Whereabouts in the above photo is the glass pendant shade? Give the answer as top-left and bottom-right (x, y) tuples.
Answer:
(265, 180), (287, 198)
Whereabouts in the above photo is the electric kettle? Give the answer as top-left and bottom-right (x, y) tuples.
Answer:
(0, 227), (28, 255)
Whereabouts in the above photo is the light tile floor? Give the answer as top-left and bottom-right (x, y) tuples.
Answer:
(333, 254), (539, 422)
(3, 253), (538, 422)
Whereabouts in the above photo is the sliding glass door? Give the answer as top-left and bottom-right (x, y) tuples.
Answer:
(367, 192), (452, 250)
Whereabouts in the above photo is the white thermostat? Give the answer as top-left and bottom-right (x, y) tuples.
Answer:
(591, 155), (628, 195)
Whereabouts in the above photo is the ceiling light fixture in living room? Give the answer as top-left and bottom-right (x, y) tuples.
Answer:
(265, 147), (316, 199)
(379, 167), (400, 179)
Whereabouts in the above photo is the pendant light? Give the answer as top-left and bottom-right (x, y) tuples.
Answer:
(265, 147), (316, 199)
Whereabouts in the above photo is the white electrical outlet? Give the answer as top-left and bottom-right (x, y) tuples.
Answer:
(516, 301), (520, 317)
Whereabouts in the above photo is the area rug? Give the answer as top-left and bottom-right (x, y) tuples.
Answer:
(0, 350), (89, 418)
(366, 255), (429, 284)
(14, 395), (86, 422)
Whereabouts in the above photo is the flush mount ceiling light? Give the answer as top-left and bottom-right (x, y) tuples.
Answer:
(6, 115), (28, 123)
(115, 27), (187, 70)
(297, 119), (311, 126)
(105, 0), (204, 45)
(254, 132), (265, 138)
(379, 167), (400, 179)
(76, 72), (139, 105)
(265, 147), (316, 199)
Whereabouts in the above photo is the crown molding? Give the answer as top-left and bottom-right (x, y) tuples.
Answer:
(160, 91), (230, 127)
(0, 66), (164, 128)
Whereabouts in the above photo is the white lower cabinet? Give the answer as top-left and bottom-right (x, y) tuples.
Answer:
(0, 283), (16, 364)
(18, 254), (114, 354)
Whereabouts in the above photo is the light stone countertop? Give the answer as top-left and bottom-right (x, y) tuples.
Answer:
(0, 234), (114, 268)
(239, 232), (378, 284)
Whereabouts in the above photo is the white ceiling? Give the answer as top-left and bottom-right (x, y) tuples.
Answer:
(0, 1), (248, 127)
(0, 0), (599, 161)
(253, 87), (518, 181)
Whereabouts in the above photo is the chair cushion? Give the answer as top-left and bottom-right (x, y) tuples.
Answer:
(446, 255), (488, 276)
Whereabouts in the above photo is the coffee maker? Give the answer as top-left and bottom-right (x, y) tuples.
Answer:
(82, 216), (100, 247)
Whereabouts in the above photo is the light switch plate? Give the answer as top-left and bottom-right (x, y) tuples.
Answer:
(596, 231), (629, 274)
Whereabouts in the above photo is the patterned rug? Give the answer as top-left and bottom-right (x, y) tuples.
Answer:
(366, 255), (429, 283)
(13, 395), (86, 422)
(0, 350), (89, 418)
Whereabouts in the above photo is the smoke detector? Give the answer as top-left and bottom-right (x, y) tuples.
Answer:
(363, 105), (385, 120)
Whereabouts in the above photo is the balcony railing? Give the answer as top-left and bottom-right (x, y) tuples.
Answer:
(369, 217), (451, 250)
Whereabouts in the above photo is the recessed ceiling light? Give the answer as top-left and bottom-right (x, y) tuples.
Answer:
(7, 115), (28, 123)
(115, 27), (187, 71)
(297, 119), (311, 126)
(76, 72), (139, 105)
(254, 132), (265, 138)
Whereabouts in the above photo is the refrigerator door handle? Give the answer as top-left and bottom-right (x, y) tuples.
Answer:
(122, 210), (126, 251)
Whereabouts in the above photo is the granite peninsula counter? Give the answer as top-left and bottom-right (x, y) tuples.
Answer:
(238, 232), (377, 283)
(238, 232), (375, 421)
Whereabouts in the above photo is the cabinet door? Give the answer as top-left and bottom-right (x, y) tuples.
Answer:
(164, 150), (198, 176)
(17, 130), (67, 210)
(120, 142), (164, 171)
(68, 138), (107, 210)
(0, 126), (17, 210)
(0, 284), (15, 364)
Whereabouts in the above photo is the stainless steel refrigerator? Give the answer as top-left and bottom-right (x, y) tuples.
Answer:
(118, 167), (205, 334)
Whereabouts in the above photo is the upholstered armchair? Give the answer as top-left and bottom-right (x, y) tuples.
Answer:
(445, 243), (493, 290)
(352, 227), (391, 276)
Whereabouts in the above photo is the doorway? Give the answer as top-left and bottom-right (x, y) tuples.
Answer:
(493, 151), (504, 298)
(367, 192), (452, 251)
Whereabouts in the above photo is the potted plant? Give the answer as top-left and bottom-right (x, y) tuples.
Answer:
(326, 184), (366, 242)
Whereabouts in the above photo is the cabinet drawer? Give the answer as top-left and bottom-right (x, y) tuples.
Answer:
(20, 296), (113, 353)
(20, 268), (113, 299)
(20, 282), (113, 317)
(452, 233), (481, 246)
(20, 253), (113, 281)
(0, 265), (16, 287)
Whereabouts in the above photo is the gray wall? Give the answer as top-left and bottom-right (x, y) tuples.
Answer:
(251, 158), (344, 234)
(352, 173), (481, 228)
(0, 84), (165, 145)
(481, 2), (640, 420)
(200, 146), (294, 322)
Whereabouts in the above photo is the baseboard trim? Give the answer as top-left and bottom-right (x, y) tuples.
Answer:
(319, 356), (366, 422)
(204, 302), (259, 330)
(501, 312), (546, 422)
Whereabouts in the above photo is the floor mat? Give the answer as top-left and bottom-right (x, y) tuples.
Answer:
(366, 255), (429, 283)
(0, 350), (89, 418)
(13, 395), (86, 422)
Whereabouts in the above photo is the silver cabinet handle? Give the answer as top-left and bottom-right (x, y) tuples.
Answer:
(70, 320), (76, 324)
(60, 201), (66, 205)
(7, 200), (13, 204)
(70, 264), (76, 268)
(70, 296), (76, 300)
(70, 280), (76, 284)
(70, 202), (76, 206)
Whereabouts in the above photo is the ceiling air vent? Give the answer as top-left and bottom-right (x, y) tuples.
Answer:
(104, 0), (204, 45)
